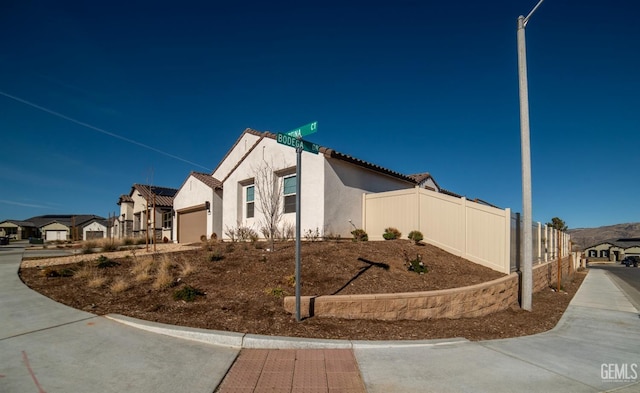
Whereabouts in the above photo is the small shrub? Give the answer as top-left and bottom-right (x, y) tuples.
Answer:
(304, 227), (321, 242)
(383, 227), (401, 240)
(408, 230), (424, 244)
(163, 236), (169, 243)
(265, 287), (287, 298)
(285, 274), (296, 287)
(135, 237), (147, 245)
(280, 222), (295, 240)
(40, 268), (60, 277)
(58, 268), (75, 277)
(200, 235), (207, 242)
(254, 241), (264, 250)
(96, 255), (119, 269)
(173, 285), (205, 302)
(406, 253), (427, 274)
(123, 238), (135, 246)
(351, 229), (368, 242)
(210, 250), (225, 262)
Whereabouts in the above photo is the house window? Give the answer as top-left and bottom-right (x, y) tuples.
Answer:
(162, 211), (172, 229)
(600, 250), (609, 258)
(283, 175), (296, 214)
(246, 185), (255, 218)
(588, 250), (597, 258)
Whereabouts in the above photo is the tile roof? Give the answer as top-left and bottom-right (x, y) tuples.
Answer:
(219, 129), (420, 185)
(131, 184), (178, 207)
(213, 129), (500, 207)
(189, 171), (223, 190)
(587, 238), (640, 249)
(0, 220), (37, 227)
(118, 194), (134, 204)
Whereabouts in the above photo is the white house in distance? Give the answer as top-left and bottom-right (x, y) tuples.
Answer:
(173, 128), (440, 242)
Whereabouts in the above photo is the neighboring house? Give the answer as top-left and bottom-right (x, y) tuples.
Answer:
(174, 129), (440, 242)
(81, 218), (108, 240)
(172, 171), (223, 244)
(40, 220), (71, 241)
(0, 220), (38, 240)
(113, 184), (178, 241)
(584, 238), (640, 262)
(0, 215), (107, 241)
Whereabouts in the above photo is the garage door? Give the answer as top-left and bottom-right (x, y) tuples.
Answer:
(178, 209), (207, 244)
(86, 231), (104, 240)
(46, 230), (67, 241)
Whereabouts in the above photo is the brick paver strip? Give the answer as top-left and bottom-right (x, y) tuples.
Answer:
(216, 349), (366, 393)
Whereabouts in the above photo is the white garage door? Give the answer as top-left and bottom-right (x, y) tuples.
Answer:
(178, 209), (207, 244)
(46, 230), (67, 241)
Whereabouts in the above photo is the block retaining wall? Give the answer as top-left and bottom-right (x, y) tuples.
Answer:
(284, 258), (570, 321)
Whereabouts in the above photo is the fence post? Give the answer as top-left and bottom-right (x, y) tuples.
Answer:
(505, 208), (511, 273)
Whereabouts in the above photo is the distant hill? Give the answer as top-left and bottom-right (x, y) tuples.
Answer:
(568, 223), (640, 250)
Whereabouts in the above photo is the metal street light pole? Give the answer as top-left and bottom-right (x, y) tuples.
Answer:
(517, 0), (544, 311)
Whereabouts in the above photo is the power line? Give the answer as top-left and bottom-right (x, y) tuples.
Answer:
(0, 91), (212, 172)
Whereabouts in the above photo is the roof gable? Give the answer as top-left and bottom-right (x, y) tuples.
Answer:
(129, 184), (178, 207)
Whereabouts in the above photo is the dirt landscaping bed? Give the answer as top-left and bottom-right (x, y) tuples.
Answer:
(18, 239), (585, 341)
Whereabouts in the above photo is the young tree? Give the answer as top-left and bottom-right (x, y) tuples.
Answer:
(546, 217), (568, 231)
(253, 161), (283, 251)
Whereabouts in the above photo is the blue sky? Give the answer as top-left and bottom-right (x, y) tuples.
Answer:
(0, 0), (638, 229)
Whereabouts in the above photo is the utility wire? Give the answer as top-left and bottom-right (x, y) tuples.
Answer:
(0, 91), (212, 172)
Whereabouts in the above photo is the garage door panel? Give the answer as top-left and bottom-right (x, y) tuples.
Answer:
(178, 209), (206, 244)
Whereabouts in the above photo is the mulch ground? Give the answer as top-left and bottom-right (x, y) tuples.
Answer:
(19, 239), (585, 341)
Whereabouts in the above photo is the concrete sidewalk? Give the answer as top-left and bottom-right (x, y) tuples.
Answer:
(2, 241), (640, 392)
(0, 243), (238, 393)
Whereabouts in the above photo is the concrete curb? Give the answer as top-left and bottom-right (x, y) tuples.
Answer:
(105, 313), (468, 349)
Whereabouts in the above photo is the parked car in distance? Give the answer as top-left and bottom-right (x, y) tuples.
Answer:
(622, 256), (639, 267)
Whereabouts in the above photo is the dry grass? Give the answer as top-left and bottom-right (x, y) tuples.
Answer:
(131, 255), (155, 283)
(152, 256), (174, 290)
(87, 276), (107, 288)
(178, 259), (194, 277)
(110, 278), (130, 293)
(74, 263), (96, 280)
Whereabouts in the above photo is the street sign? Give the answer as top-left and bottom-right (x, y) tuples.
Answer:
(285, 121), (318, 139)
(276, 133), (320, 154)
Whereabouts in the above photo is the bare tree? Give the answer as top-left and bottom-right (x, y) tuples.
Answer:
(253, 161), (283, 251)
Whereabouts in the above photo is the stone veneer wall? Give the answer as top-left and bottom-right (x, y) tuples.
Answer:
(284, 257), (572, 321)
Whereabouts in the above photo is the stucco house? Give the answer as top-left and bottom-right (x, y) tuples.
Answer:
(584, 238), (640, 262)
(113, 184), (178, 241)
(0, 220), (39, 240)
(0, 215), (107, 241)
(172, 172), (223, 244)
(173, 129), (440, 242)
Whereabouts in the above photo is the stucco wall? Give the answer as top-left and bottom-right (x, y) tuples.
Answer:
(211, 132), (261, 181)
(82, 222), (107, 240)
(172, 175), (220, 241)
(221, 137), (326, 240)
(323, 158), (414, 237)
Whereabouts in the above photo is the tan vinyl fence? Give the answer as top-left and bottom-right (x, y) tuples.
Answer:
(363, 188), (511, 273)
(363, 187), (572, 274)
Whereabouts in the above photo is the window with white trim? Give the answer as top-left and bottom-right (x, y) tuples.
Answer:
(246, 185), (255, 218)
(283, 175), (296, 214)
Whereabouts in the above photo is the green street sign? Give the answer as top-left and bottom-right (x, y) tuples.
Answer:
(285, 121), (318, 138)
(276, 133), (320, 154)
